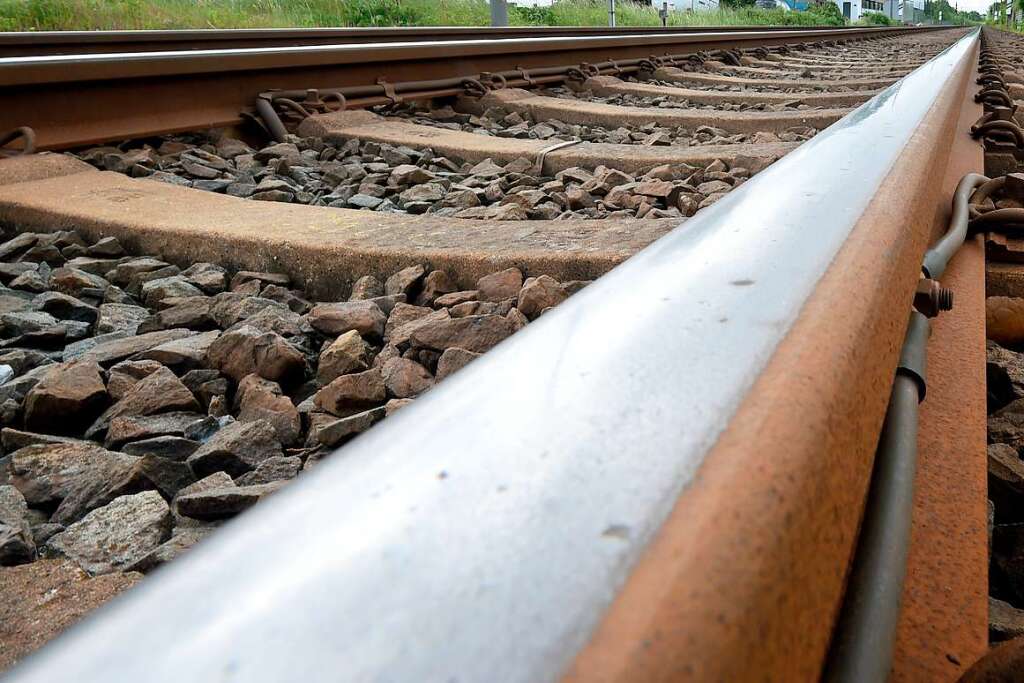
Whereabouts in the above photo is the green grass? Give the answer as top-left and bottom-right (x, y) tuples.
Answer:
(0, 0), (848, 31)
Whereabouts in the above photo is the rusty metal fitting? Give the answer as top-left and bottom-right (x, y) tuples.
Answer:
(913, 277), (953, 318)
(636, 58), (659, 74)
(0, 126), (36, 158)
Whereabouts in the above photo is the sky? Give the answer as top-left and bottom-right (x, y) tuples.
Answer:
(950, 0), (995, 13)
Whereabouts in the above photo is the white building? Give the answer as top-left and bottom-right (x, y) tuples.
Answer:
(506, 0), (721, 10)
(650, 0), (721, 10)
(834, 0), (885, 20)
(880, 0), (925, 21)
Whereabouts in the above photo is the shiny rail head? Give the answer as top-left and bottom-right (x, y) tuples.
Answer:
(2, 28), (980, 683)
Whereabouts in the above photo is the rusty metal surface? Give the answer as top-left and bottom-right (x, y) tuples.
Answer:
(0, 25), (953, 150)
(563, 29), (979, 683)
(883, 70), (989, 683)
(889, 50), (989, 683)
(0, 25), (933, 57)
(893, 239), (988, 682)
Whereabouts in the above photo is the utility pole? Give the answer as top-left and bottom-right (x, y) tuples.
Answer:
(609, 0), (617, 26)
(490, 0), (508, 26)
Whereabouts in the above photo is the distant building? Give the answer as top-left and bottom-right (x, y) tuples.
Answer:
(832, 0), (885, 20)
(881, 0), (926, 21)
(507, 0), (721, 9)
(650, 0), (721, 10)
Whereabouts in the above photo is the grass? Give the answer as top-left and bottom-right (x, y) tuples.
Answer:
(0, 0), (848, 31)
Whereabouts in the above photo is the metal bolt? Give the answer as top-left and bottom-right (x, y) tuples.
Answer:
(914, 278), (953, 318)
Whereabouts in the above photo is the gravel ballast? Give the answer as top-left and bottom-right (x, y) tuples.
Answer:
(75, 129), (755, 221)
(0, 225), (582, 666)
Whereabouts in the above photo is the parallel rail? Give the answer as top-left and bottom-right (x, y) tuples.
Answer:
(0, 25), (951, 150)
(0, 24), (946, 57)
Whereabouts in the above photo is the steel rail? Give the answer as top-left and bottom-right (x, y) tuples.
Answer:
(1, 28), (980, 683)
(0, 25), (937, 58)
(0, 25), (953, 150)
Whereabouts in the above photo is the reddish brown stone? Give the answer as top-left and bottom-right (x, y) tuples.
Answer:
(381, 357), (434, 398)
(23, 361), (108, 435)
(314, 369), (387, 416)
(476, 268), (523, 302)
(409, 314), (513, 353)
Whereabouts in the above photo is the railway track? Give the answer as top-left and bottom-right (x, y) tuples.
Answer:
(0, 21), (1021, 683)
(0, 25), (940, 57)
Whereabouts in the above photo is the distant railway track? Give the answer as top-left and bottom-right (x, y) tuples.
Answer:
(0, 24), (942, 149)
(0, 24), (946, 57)
(3, 22), (1024, 683)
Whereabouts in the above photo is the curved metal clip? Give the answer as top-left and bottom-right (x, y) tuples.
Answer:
(376, 78), (402, 104)
(461, 77), (489, 99)
(0, 126), (36, 158)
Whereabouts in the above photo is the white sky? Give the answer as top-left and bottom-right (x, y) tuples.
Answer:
(952, 0), (996, 13)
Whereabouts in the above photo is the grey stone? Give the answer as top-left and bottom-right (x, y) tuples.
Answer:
(78, 329), (193, 366)
(0, 428), (85, 453)
(137, 297), (214, 333)
(105, 411), (206, 450)
(96, 303), (150, 335)
(7, 442), (130, 507)
(186, 419), (283, 478)
(230, 271), (291, 292)
(235, 455), (302, 486)
(136, 329), (221, 369)
(47, 491), (171, 575)
(175, 481), (284, 520)
(141, 276), (202, 308)
(180, 369), (228, 411)
(183, 414), (234, 443)
(349, 275), (384, 301)
(87, 236), (125, 257)
(0, 484), (34, 565)
(125, 526), (213, 573)
(10, 270), (48, 293)
(181, 262), (228, 294)
(314, 407), (385, 447)
(121, 435), (200, 461)
(0, 364), (50, 405)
